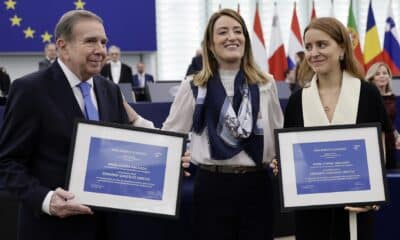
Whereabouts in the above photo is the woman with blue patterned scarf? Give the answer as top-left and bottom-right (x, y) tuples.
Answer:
(162, 8), (283, 240)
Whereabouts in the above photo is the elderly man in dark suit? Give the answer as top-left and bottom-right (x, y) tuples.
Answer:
(0, 10), (129, 240)
(100, 45), (133, 84)
(38, 43), (57, 70)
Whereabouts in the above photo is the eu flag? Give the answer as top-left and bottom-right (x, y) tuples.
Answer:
(0, 0), (156, 52)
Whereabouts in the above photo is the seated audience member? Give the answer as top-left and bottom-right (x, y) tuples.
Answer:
(366, 61), (400, 169)
(100, 45), (133, 84)
(292, 51), (305, 91)
(285, 68), (297, 93)
(132, 62), (154, 101)
(286, 51), (305, 94)
(185, 48), (203, 77)
(38, 43), (57, 70)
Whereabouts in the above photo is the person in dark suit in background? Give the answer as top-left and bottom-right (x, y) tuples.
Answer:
(185, 48), (203, 77)
(0, 10), (129, 240)
(100, 45), (133, 84)
(0, 67), (11, 105)
(132, 62), (154, 101)
(132, 62), (154, 87)
(38, 43), (57, 70)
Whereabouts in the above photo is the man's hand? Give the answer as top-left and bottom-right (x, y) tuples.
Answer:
(49, 188), (93, 218)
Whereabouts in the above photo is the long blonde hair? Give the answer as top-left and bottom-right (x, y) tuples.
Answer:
(193, 8), (271, 86)
(365, 62), (393, 93)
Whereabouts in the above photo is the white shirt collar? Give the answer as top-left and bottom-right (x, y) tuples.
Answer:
(110, 60), (121, 66)
(57, 58), (94, 88)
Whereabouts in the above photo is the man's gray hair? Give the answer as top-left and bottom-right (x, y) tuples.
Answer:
(108, 45), (121, 53)
(55, 10), (103, 42)
(44, 42), (56, 50)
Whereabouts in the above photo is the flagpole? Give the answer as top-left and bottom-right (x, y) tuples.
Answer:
(310, 0), (317, 21)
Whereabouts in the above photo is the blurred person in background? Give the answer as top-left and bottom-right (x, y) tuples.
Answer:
(132, 62), (154, 101)
(100, 45), (133, 84)
(185, 47), (203, 77)
(38, 43), (57, 70)
(366, 61), (400, 169)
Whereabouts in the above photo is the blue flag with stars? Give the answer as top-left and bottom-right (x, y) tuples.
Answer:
(0, 0), (156, 52)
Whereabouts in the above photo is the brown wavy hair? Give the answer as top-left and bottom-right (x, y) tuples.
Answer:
(297, 17), (364, 86)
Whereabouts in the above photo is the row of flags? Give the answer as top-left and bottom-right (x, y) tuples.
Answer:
(250, 0), (400, 81)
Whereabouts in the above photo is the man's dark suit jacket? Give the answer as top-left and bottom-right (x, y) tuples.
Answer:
(0, 61), (129, 240)
(100, 62), (133, 84)
(38, 58), (52, 70)
(132, 73), (154, 88)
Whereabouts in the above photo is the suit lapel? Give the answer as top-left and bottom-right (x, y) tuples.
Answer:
(107, 64), (113, 81)
(47, 62), (84, 122)
(93, 76), (110, 121)
(120, 65), (125, 81)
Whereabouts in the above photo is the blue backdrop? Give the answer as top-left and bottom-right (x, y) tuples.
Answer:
(0, 0), (156, 52)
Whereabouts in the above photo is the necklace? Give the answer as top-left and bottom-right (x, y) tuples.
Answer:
(319, 89), (340, 113)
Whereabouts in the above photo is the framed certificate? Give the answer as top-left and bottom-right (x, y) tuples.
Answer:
(66, 120), (187, 218)
(275, 123), (388, 211)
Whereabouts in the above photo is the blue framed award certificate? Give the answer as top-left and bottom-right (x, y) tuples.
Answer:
(66, 120), (187, 218)
(275, 123), (388, 211)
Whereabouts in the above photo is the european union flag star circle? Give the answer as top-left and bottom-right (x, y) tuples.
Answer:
(0, 0), (156, 52)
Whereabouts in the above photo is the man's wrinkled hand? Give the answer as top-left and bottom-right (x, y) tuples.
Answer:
(49, 188), (93, 218)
